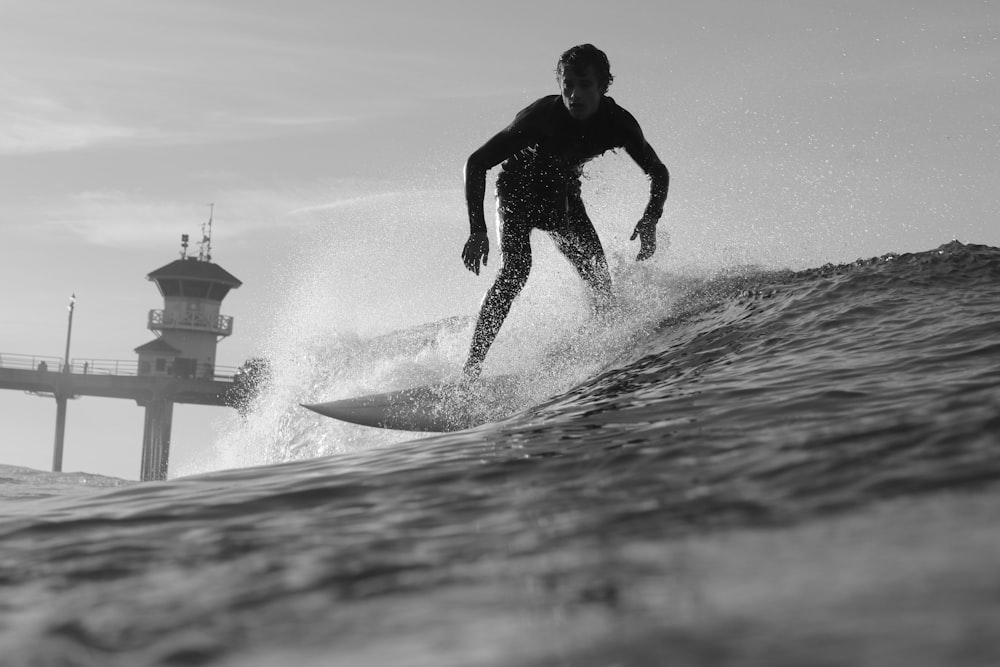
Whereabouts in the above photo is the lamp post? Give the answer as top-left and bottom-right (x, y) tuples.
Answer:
(63, 293), (75, 373)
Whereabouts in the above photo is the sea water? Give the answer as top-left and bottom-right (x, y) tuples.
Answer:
(2, 241), (999, 666)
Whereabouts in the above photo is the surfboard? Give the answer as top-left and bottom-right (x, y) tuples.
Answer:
(302, 375), (519, 432)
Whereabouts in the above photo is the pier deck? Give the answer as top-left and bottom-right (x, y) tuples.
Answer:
(1, 353), (243, 480)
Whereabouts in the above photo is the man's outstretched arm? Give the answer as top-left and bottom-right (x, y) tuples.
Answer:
(462, 150), (491, 275)
(462, 127), (530, 274)
(626, 139), (669, 261)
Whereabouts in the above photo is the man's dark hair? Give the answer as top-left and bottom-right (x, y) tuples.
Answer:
(556, 44), (614, 92)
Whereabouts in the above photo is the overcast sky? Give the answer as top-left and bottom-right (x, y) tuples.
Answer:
(2, 0), (997, 479)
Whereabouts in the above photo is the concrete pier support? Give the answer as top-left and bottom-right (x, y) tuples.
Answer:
(52, 394), (68, 472)
(140, 399), (174, 481)
(1, 361), (238, 481)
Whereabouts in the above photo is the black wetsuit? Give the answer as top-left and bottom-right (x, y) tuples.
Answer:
(471, 94), (667, 289)
(495, 94), (666, 232)
(463, 94), (668, 373)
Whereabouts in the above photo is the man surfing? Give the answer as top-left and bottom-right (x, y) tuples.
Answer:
(461, 44), (670, 378)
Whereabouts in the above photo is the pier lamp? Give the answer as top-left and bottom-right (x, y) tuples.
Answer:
(63, 293), (75, 373)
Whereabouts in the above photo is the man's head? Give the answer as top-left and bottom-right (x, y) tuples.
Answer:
(556, 44), (613, 121)
(556, 44), (614, 92)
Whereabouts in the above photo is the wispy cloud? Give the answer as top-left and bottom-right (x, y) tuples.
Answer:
(0, 80), (138, 155)
(12, 189), (302, 247)
(0, 76), (373, 157)
(7, 179), (464, 249)
(0, 1), (531, 158)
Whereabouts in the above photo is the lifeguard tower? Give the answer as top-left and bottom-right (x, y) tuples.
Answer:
(130, 216), (242, 480)
(136, 224), (242, 381)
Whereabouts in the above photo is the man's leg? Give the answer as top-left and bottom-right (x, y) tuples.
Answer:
(550, 214), (613, 310)
(464, 214), (532, 378)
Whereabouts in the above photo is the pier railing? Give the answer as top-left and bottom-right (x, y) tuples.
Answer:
(0, 352), (241, 381)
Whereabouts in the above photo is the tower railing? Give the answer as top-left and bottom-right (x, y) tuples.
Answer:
(148, 309), (234, 336)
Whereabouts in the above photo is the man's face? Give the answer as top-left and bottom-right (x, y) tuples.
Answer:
(559, 65), (602, 121)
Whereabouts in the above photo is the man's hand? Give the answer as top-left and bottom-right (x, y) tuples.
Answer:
(629, 216), (658, 261)
(462, 231), (490, 274)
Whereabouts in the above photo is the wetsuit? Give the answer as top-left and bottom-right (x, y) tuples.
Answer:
(463, 94), (669, 374)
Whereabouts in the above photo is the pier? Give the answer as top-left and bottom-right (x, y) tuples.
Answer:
(0, 354), (242, 481)
(0, 220), (257, 482)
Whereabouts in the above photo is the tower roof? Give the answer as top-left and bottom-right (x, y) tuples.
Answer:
(147, 258), (242, 287)
(134, 338), (182, 355)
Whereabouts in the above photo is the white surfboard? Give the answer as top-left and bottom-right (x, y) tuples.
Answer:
(302, 375), (519, 431)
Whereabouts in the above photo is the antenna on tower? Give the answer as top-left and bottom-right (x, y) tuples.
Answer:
(180, 233), (190, 259)
(198, 203), (214, 262)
